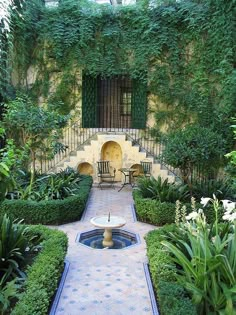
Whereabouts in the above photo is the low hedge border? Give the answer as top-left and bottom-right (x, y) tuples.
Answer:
(0, 175), (93, 225)
(145, 226), (197, 315)
(12, 225), (68, 315)
(133, 190), (176, 225)
(133, 189), (220, 226)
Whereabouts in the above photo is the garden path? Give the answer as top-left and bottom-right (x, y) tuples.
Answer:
(51, 185), (158, 315)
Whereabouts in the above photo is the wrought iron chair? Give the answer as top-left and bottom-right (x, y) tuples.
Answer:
(140, 161), (152, 178)
(97, 161), (116, 189)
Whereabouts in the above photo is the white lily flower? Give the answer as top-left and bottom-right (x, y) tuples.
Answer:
(186, 211), (198, 221)
(223, 213), (231, 221)
(222, 200), (235, 211)
(223, 212), (236, 222)
(200, 197), (211, 207)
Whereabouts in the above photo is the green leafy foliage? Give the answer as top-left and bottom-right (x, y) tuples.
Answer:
(137, 176), (189, 202)
(1, 94), (69, 192)
(145, 225), (197, 315)
(9, 168), (83, 201)
(161, 197), (236, 314)
(0, 175), (93, 225)
(0, 214), (31, 286)
(133, 189), (176, 225)
(11, 225), (68, 315)
(191, 178), (235, 201)
(2, 0), (233, 140)
(0, 278), (22, 315)
(161, 125), (226, 184)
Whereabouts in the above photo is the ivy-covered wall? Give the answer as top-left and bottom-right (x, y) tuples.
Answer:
(2, 0), (236, 147)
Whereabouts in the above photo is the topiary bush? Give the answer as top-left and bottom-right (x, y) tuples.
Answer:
(0, 175), (93, 225)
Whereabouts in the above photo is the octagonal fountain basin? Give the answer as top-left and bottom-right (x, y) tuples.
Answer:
(77, 228), (140, 250)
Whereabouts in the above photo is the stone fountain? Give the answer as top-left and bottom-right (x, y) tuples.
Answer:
(90, 213), (126, 248)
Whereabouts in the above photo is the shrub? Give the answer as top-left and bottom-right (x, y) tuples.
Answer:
(12, 225), (68, 315)
(0, 175), (93, 225)
(145, 226), (197, 315)
(133, 190), (176, 225)
(161, 196), (236, 314)
(191, 178), (235, 201)
(0, 214), (32, 285)
(136, 176), (189, 202)
(9, 167), (85, 201)
(161, 125), (225, 185)
(158, 281), (197, 315)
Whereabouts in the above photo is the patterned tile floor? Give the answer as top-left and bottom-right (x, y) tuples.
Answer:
(53, 185), (157, 315)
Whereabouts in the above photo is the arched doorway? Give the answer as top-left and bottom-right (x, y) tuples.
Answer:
(101, 141), (122, 181)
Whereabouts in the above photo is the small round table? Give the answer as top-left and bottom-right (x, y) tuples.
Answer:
(118, 168), (137, 192)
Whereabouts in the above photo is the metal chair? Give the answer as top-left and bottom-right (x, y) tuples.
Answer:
(140, 161), (152, 178)
(97, 161), (116, 189)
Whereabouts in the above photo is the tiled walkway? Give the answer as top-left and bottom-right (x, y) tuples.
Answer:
(52, 185), (158, 315)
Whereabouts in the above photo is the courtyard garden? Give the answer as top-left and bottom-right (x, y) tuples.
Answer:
(0, 0), (235, 314)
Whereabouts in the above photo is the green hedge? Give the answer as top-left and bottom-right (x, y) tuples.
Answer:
(133, 190), (176, 225)
(133, 190), (218, 226)
(145, 227), (197, 315)
(12, 225), (68, 315)
(0, 176), (93, 225)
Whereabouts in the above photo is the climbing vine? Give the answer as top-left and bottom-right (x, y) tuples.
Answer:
(1, 0), (236, 174)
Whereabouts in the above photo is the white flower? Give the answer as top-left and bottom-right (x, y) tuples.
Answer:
(200, 197), (211, 207)
(222, 200), (235, 212)
(223, 212), (236, 222)
(186, 211), (198, 221)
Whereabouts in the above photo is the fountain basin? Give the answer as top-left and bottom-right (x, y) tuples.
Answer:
(90, 215), (126, 247)
(77, 229), (140, 249)
(90, 216), (126, 229)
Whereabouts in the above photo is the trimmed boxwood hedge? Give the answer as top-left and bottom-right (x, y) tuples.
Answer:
(133, 189), (218, 226)
(12, 225), (68, 315)
(0, 175), (93, 225)
(133, 190), (176, 225)
(145, 226), (197, 315)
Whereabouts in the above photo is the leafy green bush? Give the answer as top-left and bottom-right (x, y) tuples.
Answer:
(133, 190), (176, 225)
(136, 176), (189, 202)
(11, 225), (68, 315)
(161, 196), (236, 314)
(191, 178), (235, 201)
(0, 214), (32, 286)
(158, 281), (197, 315)
(0, 279), (22, 315)
(145, 226), (197, 315)
(0, 175), (93, 225)
(161, 125), (226, 184)
(9, 167), (84, 201)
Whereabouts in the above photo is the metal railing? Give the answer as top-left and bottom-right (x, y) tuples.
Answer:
(39, 119), (179, 177)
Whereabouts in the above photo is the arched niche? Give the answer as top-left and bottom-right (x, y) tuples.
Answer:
(78, 162), (94, 176)
(101, 141), (122, 181)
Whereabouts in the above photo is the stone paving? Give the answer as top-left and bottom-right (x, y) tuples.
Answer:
(52, 185), (158, 315)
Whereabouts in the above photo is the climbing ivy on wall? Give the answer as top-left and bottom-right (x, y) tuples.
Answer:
(2, 0), (236, 149)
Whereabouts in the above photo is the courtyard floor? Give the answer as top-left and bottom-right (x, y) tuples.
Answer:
(51, 185), (159, 315)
